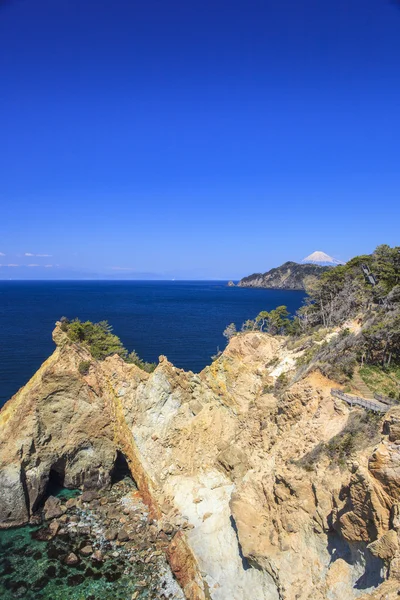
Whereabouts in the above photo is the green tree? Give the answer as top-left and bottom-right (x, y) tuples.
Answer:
(372, 245), (400, 293)
(255, 311), (269, 331)
(268, 306), (290, 334)
(66, 319), (128, 360)
(241, 319), (256, 332)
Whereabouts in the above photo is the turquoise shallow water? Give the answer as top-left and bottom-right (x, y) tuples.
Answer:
(0, 485), (178, 600)
(0, 523), (146, 600)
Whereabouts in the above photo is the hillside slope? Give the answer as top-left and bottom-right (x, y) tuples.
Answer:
(238, 261), (330, 290)
(1, 322), (400, 599)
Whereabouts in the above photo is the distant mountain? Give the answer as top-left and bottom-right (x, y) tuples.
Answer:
(302, 250), (344, 266)
(237, 261), (331, 290)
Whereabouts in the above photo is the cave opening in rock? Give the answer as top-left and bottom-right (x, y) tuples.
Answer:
(46, 466), (65, 496)
(32, 459), (67, 513)
(111, 450), (134, 485)
(44, 459), (67, 500)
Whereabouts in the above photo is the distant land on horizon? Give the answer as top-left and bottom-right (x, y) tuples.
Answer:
(0, 252), (342, 281)
(0, 263), (328, 282)
(237, 261), (331, 290)
(0, 266), (232, 281)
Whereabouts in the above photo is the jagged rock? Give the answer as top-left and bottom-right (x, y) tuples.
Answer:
(0, 465), (29, 525)
(217, 445), (249, 479)
(44, 496), (63, 520)
(383, 410), (400, 443)
(2, 324), (400, 600)
(368, 530), (399, 559)
(48, 520), (60, 536)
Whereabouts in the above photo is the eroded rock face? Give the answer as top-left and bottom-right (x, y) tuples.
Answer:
(0, 327), (135, 527)
(1, 325), (400, 599)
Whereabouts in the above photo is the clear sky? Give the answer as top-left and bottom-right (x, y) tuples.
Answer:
(0, 0), (399, 279)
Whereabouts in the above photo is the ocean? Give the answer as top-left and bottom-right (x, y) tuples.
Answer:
(0, 281), (305, 407)
(0, 280), (306, 598)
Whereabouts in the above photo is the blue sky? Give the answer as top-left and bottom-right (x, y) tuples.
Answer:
(0, 0), (399, 279)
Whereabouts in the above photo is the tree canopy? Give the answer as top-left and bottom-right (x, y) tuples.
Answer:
(290, 244), (400, 380)
(227, 244), (400, 385)
(61, 317), (156, 371)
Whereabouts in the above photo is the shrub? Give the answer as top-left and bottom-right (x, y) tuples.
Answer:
(78, 360), (91, 375)
(298, 411), (381, 470)
(274, 372), (289, 393)
(60, 316), (70, 332)
(66, 319), (127, 361)
(326, 432), (356, 467)
(262, 384), (275, 394)
(61, 317), (156, 372)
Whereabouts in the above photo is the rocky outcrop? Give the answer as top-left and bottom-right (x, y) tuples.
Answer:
(1, 324), (400, 599)
(237, 260), (331, 290)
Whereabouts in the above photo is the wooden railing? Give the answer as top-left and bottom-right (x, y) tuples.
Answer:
(331, 388), (389, 413)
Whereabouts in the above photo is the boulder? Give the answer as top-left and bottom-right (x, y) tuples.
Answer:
(44, 496), (63, 520)
(368, 530), (399, 560)
(64, 552), (79, 566)
(81, 490), (99, 503)
(80, 545), (93, 557)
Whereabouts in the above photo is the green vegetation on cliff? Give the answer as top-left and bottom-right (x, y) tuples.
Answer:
(61, 317), (156, 372)
(226, 244), (400, 394)
(288, 244), (400, 390)
(238, 261), (331, 290)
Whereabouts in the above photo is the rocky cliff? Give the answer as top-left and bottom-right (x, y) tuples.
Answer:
(1, 324), (400, 599)
(238, 261), (331, 290)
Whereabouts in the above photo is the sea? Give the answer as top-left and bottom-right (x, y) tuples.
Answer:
(0, 280), (305, 599)
(0, 280), (305, 408)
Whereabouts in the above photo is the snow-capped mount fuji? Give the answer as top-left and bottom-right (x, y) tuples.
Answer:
(236, 251), (343, 290)
(302, 251), (344, 266)
(237, 260), (332, 290)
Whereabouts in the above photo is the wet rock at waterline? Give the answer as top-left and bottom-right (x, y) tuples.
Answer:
(0, 480), (183, 600)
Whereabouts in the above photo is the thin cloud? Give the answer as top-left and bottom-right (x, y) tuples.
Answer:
(37, 254), (52, 257)
(24, 252), (52, 257)
(44, 264), (53, 268)
(7, 264), (19, 267)
(27, 264), (40, 267)
(0, 252), (5, 256)
(24, 253), (34, 256)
